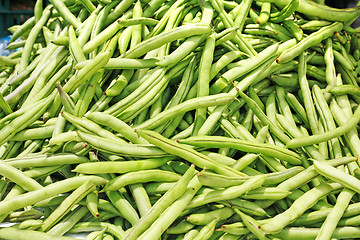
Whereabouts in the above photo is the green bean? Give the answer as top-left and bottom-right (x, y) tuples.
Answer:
(276, 114), (326, 161)
(102, 0), (134, 26)
(104, 69), (134, 97)
(10, 16), (35, 42)
(249, 8), (260, 24)
(234, 209), (268, 240)
(0, 91), (12, 115)
(6, 208), (43, 223)
(266, 0), (360, 22)
(76, 58), (159, 70)
(124, 23), (211, 59)
(0, 161), (43, 191)
(69, 221), (125, 239)
(73, 156), (172, 174)
(285, 92), (309, 126)
(82, 18), (125, 54)
(286, 102), (360, 148)
(186, 207), (234, 225)
(156, 34), (208, 68)
(135, 129), (246, 177)
(261, 181), (343, 234)
(0, 228), (78, 240)
(106, 189), (140, 226)
(270, 0), (298, 23)
(62, 111), (124, 143)
(148, 181), (189, 196)
(40, 181), (96, 231)
(18, 6), (52, 72)
(214, 28), (237, 47)
(221, 221), (253, 235)
(329, 84), (360, 96)
(215, 0), (259, 56)
(0, 141), (22, 160)
(103, 169), (181, 191)
(129, 183), (152, 217)
(232, 153), (259, 171)
(182, 229), (200, 240)
(231, 0), (252, 31)
(77, 131), (169, 158)
(201, 151), (237, 166)
(50, 0), (82, 28)
(191, 218), (218, 240)
(4, 153), (88, 168)
(84, 229), (107, 240)
(30, 63), (73, 107)
(210, 43), (278, 94)
(277, 22), (343, 63)
(192, 33), (216, 136)
(0, 56), (19, 67)
(283, 19), (303, 41)
(186, 175), (265, 209)
(0, 176), (107, 216)
(299, 52), (321, 134)
(117, 61), (189, 122)
(62, 50), (111, 94)
(240, 187), (291, 200)
(180, 135), (301, 165)
(102, 234), (114, 240)
(313, 160), (360, 194)
(134, 93), (235, 130)
(86, 191), (100, 218)
(157, 58), (197, 135)
(0, 95), (54, 145)
(106, 68), (165, 113)
(68, 25), (86, 64)
(273, 226), (360, 239)
(85, 112), (147, 144)
(166, 219), (195, 235)
(199, 166), (303, 188)
(124, 164), (196, 240)
(222, 198), (268, 217)
(19, 219), (43, 230)
(316, 188), (355, 240)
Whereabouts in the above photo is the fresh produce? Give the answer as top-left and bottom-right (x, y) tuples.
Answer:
(0, 0), (360, 239)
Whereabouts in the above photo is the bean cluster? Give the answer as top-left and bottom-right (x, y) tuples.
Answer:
(1, 0), (360, 239)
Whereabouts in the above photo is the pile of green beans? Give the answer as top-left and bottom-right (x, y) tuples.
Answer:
(1, 0), (360, 239)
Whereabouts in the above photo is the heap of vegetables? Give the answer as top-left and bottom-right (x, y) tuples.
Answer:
(1, 0), (360, 239)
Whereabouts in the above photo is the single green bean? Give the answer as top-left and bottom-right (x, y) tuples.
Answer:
(103, 170), (181, 191)
(181, 135), (301, 165)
